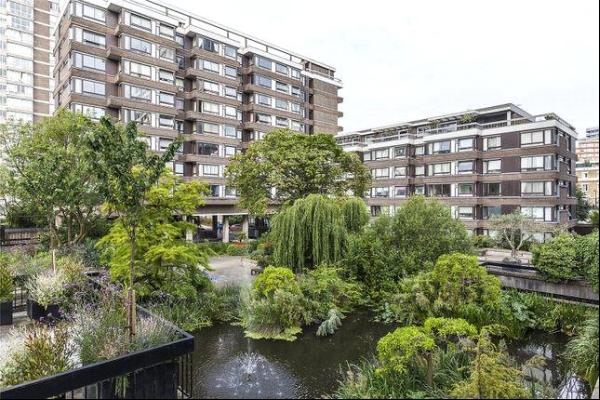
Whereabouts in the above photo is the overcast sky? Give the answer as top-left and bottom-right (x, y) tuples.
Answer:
(176, 0), (599, 136)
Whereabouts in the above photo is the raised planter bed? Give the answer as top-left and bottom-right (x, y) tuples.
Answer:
(26, 299), (61, 321)
(0, 300), (12, 325)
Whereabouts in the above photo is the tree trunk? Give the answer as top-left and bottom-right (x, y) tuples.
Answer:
(425, 352), (433, 388)
(128, 229), (137, 338)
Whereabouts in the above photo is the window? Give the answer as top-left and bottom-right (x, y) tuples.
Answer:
(276, 117), (288, 127)
(159, 47), (174, 62)
(291, 103), (302, 114)
(429, 184), (451, 197)
(483, 206), (501, 220)
(203, 81), (219, 94)
(224, 66), (237, 78)
(130, 14), (152, 31)
(257, 56), (272, 70)
(175, 120), (184, 133)
(415, 146), (425, 156)
(202, 101), (219, 114)
(159, 24), (174, 39)
(275, 63), (289, 75)
(431, 162), (451, 175)
(224, 146), (237, 158)
(224, 46), (237, 59)
(457, 207), (474, 220)
(521, 155), (554, 172)
(130, 37), (152, 54)
(256, 94), (271, 106)
(522, 181), (552, 196)
(209, 185), (220, 197)
(414, 185), (425, 195)
(175, 34), (184, 46)
(457, 183), (474, 196)
(202, 123), (219, 135)
(81, 80), (105, 96)
(225, 187), (237, 197)
(158, 69), (174, 84)
(394, 166), (407, 177)
(256, 113), (271, 124)
(202, 60), (220, 73)
(82, 4), (105, 22)
(159, 138), (173, 151)
(372, 187), (389, 198)
(291, 86), (303, 98)
(394, 146), (406, 158)
(395, 186), (408, 197)
(174, 162), (184, 176)
(521, 131), (544, 146)
(256, 75), (272, 88)
(458, 137), (474, 151)
(483, 159), (501, 174)
(291, 121), (304, 132)
(201, 38), (219, 53)
(372, 168), (389, 179)
(125, 109), (151, 125)
(484, 136), (501, 150)
(223, 125), (238, 138)
(374, 148), (389, 160)
(415, 165), (425, 176)
(521, 206), (553, 222)
(432, 140), (451, 154)
(457, 160), (474, 174)
(224, 106), (238, 118)
(224, 87), (237, 98)
(159, 92), (174, 106)
(483, 182), (501, 196)
(202, 165), (219, 176)
(276, 81), (289, 92)
(176, 55), (184, 68)
(158, 115), (173, 128)
(129, 62), (151, 78)
(275, 98), (288, 110)
(74, 53), (105, 71)
(198, 143), (219, 156)
(82, 30), (105, 47)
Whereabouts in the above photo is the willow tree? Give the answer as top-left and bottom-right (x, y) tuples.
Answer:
(270, 194), (350, 272)
(341, 197), (370, 234)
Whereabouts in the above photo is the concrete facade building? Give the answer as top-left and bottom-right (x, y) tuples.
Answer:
(337, 104), (578, 239)
(52, 0), (343, 241)
(576, 126), (599, 207)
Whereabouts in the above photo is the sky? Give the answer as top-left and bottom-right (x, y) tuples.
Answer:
(175, 0), (599, 137)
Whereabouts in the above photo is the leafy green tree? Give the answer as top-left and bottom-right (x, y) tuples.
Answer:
(225, 129), (370, 215)
(96, 173), (210, 300)
(591, 210), (599, 229)
(269, 194), (349, 272)
(0, 110), (103, 247)
(532, 233), (578, 282)
(341, 197), (370, 234)
(490, 211), (545, 260)
(575, 186), (591, 221)
(85, 117), (181, 336)
(575, 231), (599, 291)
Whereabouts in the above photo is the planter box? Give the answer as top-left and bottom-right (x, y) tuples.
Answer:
(96, 362), (179, 399)
(27, 299), (61, 321)
(0, 300), (12, 325)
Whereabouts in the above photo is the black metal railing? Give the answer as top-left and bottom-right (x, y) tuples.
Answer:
(0, 278), (195, 399)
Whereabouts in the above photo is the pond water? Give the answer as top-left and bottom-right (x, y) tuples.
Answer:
(191, 314), (587, 399)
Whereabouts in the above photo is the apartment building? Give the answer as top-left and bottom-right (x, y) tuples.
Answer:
(337, 104), (578, 239)
(576, 126), (599, 208)
(0, 0), (59, 125)
(52, 0), (342, 241)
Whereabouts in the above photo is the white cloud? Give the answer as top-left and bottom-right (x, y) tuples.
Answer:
(175, 0), (599, 135)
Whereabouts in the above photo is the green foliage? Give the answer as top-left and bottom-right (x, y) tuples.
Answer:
(0, 110), (103, 247)
(490, 211), (546, 259)
(341, 197), (369, 234)
(0, 324), (73, 388)
(147, 286), (241, 332)
(575, 186), (591, 221)
(471, 234), (496, 249)
(423, 317), (478, 340)
(591, 210), (599, 229)
(316, 309), (343, 336)
(532, 233), (578, 282)
(270, 195), (348, 272)
(575, 230), (599, 291)
(252, 266), (299, 298)
(96, 173), (211, 300)
(566, 314), (599, 384)
(225, 129), (370, 215)
(0, 266), (13, 302)
(377, 325), (436, 375)
(25, 270), (67, 307)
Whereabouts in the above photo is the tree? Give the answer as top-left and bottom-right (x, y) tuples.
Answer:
(341, 197), (369, 234)
(0, 110), (103, 247)
(489, 211), (545, 260)
(531, 233), (578, 282)
(225, 129), (370, 215)
(575, 231), (599, 291)
(269, 194), (351, 272)
(84, 117), (181, 336)
(96, 173), (210, 300)
(575, 186), (591, 221)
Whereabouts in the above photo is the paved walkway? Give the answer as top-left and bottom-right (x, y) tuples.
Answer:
(206, 256), (257, 288)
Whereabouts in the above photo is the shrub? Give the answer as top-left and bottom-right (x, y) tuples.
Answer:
(575, 231), (599, 291)
(471, 235), (496, 249)
(532, 233), (578, 282)
(25, 270), (67, 307)
(377, 325), (436, 374)
(566, 315), (599, 384)
(252, 266), (299, 298)
(0, 266), (14, 302)
(0, 324), (73, 388)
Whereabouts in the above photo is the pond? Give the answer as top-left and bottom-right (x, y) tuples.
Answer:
(191, 313), (588, 399)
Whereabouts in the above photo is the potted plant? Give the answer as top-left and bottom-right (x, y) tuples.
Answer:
(25, 270), (66, 321)
(0, 266), (14, 325)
